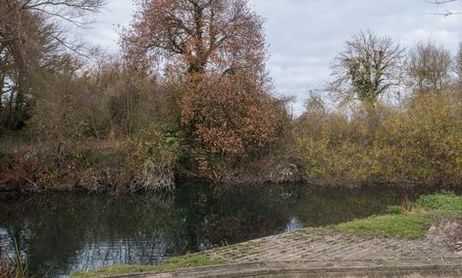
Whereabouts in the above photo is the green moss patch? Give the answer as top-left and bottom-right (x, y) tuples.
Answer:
(416, 191), (462, 213)
(335, 213), (432, 239)
(70, 254), (226, 278)
(336, 192), (462, 239)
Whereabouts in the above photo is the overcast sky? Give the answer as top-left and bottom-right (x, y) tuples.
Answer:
(81, 0), (462, 114)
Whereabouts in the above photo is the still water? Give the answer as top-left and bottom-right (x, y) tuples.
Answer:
(0, 183), (431, 277)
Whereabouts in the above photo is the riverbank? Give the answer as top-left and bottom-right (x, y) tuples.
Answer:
(0, 134), (457, 194)
(0, 132), (301, 194)
(71, 192), (462, 277)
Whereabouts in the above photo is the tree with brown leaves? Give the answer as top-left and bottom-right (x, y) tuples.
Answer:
(122, 0), (265, 78)
(179, 73), (285, 180)
(123, 0), (287, 182)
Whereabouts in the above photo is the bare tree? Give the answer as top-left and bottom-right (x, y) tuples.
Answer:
(329, 30), (404, 108)
(454, 43), (462, 81)
(303, 93), (327, 117)
(0, 0), (104, 71)
(0, 0), (104, 128)
(406, 41), (452, 92)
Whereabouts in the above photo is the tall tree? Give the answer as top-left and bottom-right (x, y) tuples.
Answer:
(123, 0), (286, 181)
(406, 41), (451, 92)
(329, 30), (404, 108)
(454, 43), (462, 84)
(122, 0), (265, 78)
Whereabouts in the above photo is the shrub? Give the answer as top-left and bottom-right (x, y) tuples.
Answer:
(374, 93), (462, 185)
(179, 73), (287, 182)
(295, 91), (462, 186)
(387, 205), (404, 215)
(127, 124), (181, 192)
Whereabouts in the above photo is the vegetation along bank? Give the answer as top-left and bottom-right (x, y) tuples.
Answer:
(1, 0), (461, 192)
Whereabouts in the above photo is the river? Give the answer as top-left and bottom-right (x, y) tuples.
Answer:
(0, 183), (434, 277)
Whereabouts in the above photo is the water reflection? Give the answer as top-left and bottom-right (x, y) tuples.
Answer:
(0, 184), (431, 277)
(284, 217), (304, 232)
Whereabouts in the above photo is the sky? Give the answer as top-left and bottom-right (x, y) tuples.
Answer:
(80, 0), (462, 115)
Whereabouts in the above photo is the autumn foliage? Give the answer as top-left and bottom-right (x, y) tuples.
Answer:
(179, 73), (283, 180)
(294, 32), (462, 187)
(0, 0), (103, 129)
(1, 1), (462, 191)
(120, 0), (286, 182)
(295, 91), (462, 187)
(1, 0), (294, 190)
(122, 0), (265, 78)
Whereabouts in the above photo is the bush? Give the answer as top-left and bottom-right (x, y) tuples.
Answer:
(2, 59), (183, 192)
(374, 93), (462, 185)
(387, 205), (404, 215)
(179, 73), (288, 182)
(294, 91), (462, 186)
(127, 124), (181, 191)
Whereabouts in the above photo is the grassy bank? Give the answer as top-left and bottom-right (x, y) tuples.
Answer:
(335, 191), (462, 239)
(70, 255), (226, 278)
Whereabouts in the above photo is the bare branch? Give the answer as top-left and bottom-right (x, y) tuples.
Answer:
(425, 0), (457, 4)
(426, 0), (462, 16)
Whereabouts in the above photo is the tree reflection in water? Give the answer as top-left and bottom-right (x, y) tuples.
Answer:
(0, 184), (425, 277)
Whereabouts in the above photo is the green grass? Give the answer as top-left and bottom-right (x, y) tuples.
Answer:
(416, 191), (462, 213)
(336, 213), (432, 239)
(387, 205), (404, 215)
(335, 191), (462, 239)
(70, 255), (226, 278)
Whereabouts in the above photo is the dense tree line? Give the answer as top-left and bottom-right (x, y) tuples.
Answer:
(0, 0), (461, 191)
